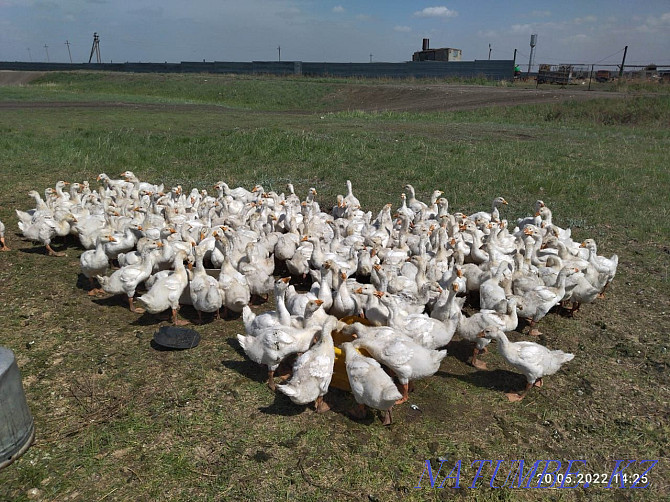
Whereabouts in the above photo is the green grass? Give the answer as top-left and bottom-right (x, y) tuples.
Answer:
(0, 73), (668, 501)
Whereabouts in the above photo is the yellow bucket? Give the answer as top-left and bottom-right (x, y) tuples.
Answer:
(330, 316), (372, 392)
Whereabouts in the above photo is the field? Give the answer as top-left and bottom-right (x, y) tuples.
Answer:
(0, 71), (669, 501)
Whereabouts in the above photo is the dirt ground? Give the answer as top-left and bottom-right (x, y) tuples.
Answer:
(0, 70), (625, 113)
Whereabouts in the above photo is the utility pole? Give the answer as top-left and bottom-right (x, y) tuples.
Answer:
(27, 48), (32, 61)
(44, 44), (49, 62)
(488, 43), (492, 60)
(618, 45), (628, 78)
(277, 45), (281, 62)
(369, 53), (373, 63)
(65, 40), (72, 63)
(88, 33), (101, 63)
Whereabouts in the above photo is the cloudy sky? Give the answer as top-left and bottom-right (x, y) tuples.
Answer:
(1, 1), (669, 69)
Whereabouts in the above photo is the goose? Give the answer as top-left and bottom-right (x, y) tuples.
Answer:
(329, 269), (362, 319)
(354, 285), (390, 325)
(430, 282), (464, 322)
(516, 200), (545, 230)
(511, 266), (578, 336)
(343, 179), (361, 210)
(285, 262), (334, 316)
(241, 277), (292, 336)
(238, 241), (275, 300)
(479, 262), (509, 313)
(96, 241), (161, 312)
(470, 196), (508, 224)
(478, 326), (574, 401)
(347, 323), (447, 404)
(580, 239), (618, 297)
(276, 317), (337, 412)
(218, 253), (251, 316)
(189, 245), (223, 323)
(341, 341), (403, 425)
(565, 271), (602, 316)
(80, 234), (116, 294)
(136, 249), (191, 325)
(15, 190), (50, 226)
(0, 219), (9, 251)
(237, 323), (321, 391)
(104, 225), (140, 260)
(19, 208), (76, 257)
(381, 293), (456, 350)
(404, 184), (427, 217)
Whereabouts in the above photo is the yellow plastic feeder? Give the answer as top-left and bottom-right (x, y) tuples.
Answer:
(330, 316), (373, 392)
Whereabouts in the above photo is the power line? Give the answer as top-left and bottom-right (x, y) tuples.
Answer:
(595, 48), (624, 64)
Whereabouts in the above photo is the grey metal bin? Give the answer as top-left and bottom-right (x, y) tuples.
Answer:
(0, 346), (35, 469)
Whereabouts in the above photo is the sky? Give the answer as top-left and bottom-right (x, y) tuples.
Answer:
(1, 1), (669, 69)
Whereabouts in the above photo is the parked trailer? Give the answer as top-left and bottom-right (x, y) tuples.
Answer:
(595, 70), (613, 83)
(537, 64), (573, 84)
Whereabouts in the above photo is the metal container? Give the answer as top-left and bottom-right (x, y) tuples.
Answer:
(0, 347), (35, 470)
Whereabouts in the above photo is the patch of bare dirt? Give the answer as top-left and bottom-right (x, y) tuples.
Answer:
(0, 70), (46, 86)
(327, 83), (627, 112)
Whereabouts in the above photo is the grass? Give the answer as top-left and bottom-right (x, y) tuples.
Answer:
(0, 72), (668, 501)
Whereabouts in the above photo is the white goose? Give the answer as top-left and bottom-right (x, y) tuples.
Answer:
(189, 245), (223, 323)
(80, 234), (116, 294)
(478, 326), (574, 401)
(0, 219), (9, 251)
(136, 249), (191, 325)
(276, 317), (337, 412)
(342, 341), (403, 425)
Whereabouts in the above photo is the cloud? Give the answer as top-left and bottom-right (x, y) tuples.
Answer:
(563, 33), (589, 44)
(511, 24), (534, 35)
(394, 25), (412, 33)
(413, 6), (458, 19)
(477, 29), (498, 39)
(574, 15), (597, 24)
(332, 5), (344, 14)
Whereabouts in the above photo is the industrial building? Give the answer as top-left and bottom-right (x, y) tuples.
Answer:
(412, 39), (462, 62)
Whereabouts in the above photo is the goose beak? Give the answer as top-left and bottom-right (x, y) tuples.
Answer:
(156, 242), (163, 248)
(314, 299), (324, 306)
(452, 283), (459, 292)
(476, 330), (486, 338)
(580, 242), (586, 247)
(354, 287), (363, 294)
(281, 277), (291, 283)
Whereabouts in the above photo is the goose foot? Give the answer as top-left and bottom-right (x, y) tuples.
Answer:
(46, 245), (66, 257)
(597, 293), (606, 299)
(172, 308), (190, 325)
(0, 238), (9, 251)
(505, 392), (525, 402)
(471, 348), (488, 370)
(382, 408), (393, 426)
(395, 383), (409, 404)
(471, 359), (488, 370)
(87, 288), (105, 296)
(533, 378), (543, 388)
(528, 328), (542, 336)
(128, 298), (145, 314)
(315, 396), (330, 413)
(267, 370), (276, 391)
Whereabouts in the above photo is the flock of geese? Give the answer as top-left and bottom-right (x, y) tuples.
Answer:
(9, 172), (618, 424)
